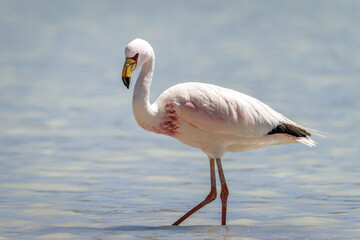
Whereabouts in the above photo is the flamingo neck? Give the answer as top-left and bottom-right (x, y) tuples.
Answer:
(132, 56), (157, 128)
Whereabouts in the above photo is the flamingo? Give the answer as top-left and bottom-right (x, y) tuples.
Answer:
(121, 38), (316, 226)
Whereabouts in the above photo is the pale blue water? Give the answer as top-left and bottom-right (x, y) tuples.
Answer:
(1, 0), (360, 239)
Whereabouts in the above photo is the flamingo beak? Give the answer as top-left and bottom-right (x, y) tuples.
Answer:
(121, 58), (137, 89)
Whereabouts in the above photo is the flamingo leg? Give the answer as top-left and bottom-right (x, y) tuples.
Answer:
(172, 158), (217, 226)
(216, 158), (229, 225)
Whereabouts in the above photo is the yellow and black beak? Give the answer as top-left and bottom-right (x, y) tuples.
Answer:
(121, 54), (138, 89)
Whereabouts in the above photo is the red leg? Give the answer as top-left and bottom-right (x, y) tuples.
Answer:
(216, 158), (229, 225)
(172, 158), (217, 226)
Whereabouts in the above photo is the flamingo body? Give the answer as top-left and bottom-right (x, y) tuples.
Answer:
(121, 38), (316, 225)
(136, 81), (314, 158)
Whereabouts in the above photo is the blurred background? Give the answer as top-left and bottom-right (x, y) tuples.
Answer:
(0, 0), (359, 239)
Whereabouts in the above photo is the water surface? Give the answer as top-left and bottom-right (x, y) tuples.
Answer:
(1, 0), (360, 239)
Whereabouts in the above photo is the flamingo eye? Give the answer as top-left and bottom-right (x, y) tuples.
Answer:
(130, 53), (139, 61)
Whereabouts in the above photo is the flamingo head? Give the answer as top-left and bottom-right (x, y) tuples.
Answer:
(122, 38), (154, 89)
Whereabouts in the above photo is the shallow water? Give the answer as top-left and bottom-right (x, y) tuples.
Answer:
(1, 0), (360, 239)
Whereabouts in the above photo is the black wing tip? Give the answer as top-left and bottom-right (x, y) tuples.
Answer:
(267, 122), (311, 138)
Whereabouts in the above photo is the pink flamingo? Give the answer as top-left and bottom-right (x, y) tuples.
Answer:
(121, 38), (316, 225)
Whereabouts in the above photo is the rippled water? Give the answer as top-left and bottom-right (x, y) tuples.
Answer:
(1, 0), (360, 239)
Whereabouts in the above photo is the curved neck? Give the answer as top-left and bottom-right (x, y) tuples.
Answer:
(132, 56), (157, 126)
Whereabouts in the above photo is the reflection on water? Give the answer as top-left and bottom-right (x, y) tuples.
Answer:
(1, 0), (360, 239)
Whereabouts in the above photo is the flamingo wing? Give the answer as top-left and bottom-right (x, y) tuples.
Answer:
(167, 82), (286, 137)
